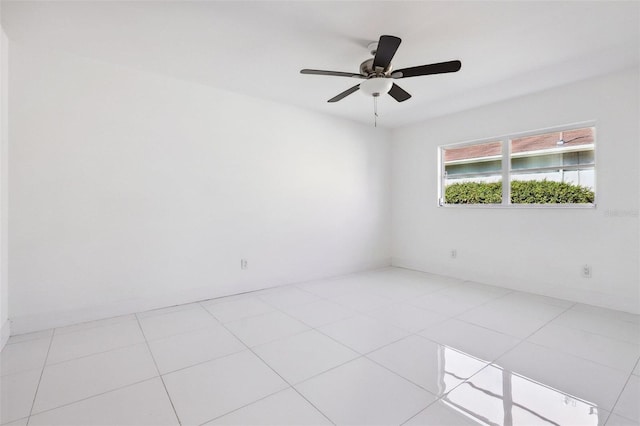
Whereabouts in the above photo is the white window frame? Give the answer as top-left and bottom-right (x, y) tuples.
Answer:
(437, 121), (597, 209)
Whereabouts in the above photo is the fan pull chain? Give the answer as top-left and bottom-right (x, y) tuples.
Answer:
(373, 94), (379, 127)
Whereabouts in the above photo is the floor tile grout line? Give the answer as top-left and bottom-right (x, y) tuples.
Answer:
(568, 304), (640, 325)
(10, 320), (148, 370)
(481, 352), (618, 423)
(398, 363), (499, 426)
(15, 322), (163, 419)
(545, 310), (640, 345)
(255, 302), (371, 381)
(208, 287), (349, 349)
(520, 337), (640, 376)
(42, 340), (149, 368)
(4, 330), (54, 347)
(595, 365), (636, 425)
(250, 270), (371, 299)
(140, 315), (224, 343)
(275, 318), (428, 388)
(452, 297), (577, 341)
(24, 329), (55, 425)
(483, 302), (577, 367)
(631, 357), (640, 377)
(411, 303), (576, 379)
(154, 344), (249, 377)
(451, 315), (538, 341)
(457, 300), (630, 421)
(551, 324), (640, 346)
(283, 310), (360, 330)
(605, 411), (638, 425)
(202, 307), (333, 421)
(257, 291), (325, 310)
(309, 315), (407, 354)
(199, 307), (337, 426)
(536, 317), (640, 346)
(216, 303), (314, 348)
(195, 387), (300, 426)
(404, 285), (517, 322)
(242, 351), (337, 426)
(198, 272), (388, 312)
(145, 308), (329, 378)
(446, 291), (519, 320)
(137, 303), (208, 321)
(1, 415), (29, 426)
(49, 314), (136, 338)
(357, 327), (502, 400)
(16, 318), (150, 368)
(21, 376), (161, 421)
(387, 286), (628, 419)
(195, 278), (330, 315)
(402, 338), (606, 426)
(396, 297), (461, 318)
(273, 349), (364, 389)
(134, 313), (183, 426)
(248, 326), (315, 349)
(399, 398), (442, 426)
(417, 332), (520, 366)
(270, 284), (477, 385)
(363, 346), (460, 397)
(206, 308), (292, 329)
(143, 323), (227, 345)
(16, 279), (313, 343)
(495, 301), (640, 375)
(200, 300), (282, 325)
(308, 277), (458, 303)
(286, 353), (362, 387)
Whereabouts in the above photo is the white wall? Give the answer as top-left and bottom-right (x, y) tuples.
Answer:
(0, 23), (8, 348)
(392, 68), (640, 314)
(9, 44), (391, 334)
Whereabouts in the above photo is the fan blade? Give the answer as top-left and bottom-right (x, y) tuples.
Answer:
(328, 85), (360, 103)
(301, 69), (365, 79)
(388, 83), (411, 102)
(391, 60), (462, 79)
(373, 35), (402, 70)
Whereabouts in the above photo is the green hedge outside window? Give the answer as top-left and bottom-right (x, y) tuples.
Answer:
(445, 180), (594, 204)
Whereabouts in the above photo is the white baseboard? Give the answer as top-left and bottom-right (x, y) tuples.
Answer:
(0, 319), (10, 351)
(10, 259), (392, 335)
(391, 257), (640, 315)
(10, 283), (254, 335)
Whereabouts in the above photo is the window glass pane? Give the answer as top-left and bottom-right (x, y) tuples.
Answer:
(509, 127), (595, 204)
(443, 141), (502, 204)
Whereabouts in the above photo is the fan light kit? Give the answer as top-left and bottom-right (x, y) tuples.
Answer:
(359, 78), (393, 97)
(301, 35), (462, 126)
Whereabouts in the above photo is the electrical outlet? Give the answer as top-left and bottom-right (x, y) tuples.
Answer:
(451, 249), (457, 259)
(240, 259), (248, 270)
(582, 264), (591, 278)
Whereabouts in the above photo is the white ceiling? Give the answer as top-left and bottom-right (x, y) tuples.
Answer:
(2, 1), (639, 128)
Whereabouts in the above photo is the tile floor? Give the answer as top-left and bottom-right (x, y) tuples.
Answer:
(1, 267), (639, 425)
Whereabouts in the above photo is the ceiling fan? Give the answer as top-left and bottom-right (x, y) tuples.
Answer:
(300, 35), (462, 103)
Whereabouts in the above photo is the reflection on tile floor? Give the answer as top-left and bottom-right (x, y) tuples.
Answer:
(1, 267), (639, 425)
(439, 364), (601, 426)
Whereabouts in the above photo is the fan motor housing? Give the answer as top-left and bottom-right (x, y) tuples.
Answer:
(360, 58), (392, 77)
